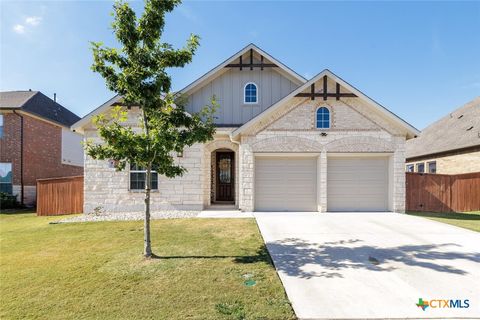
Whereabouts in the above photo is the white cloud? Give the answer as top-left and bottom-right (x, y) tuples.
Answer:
(12, 15), (42, 35)
(25, 16), (42, 26)
(13, 24), (25, 34)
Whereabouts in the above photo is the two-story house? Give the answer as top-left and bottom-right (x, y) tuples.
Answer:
(406, 97), (480, 174)
(0, 90), (84, 206)
(72, 44), (419, 214)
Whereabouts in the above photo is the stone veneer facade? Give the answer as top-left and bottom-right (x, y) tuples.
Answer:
(82, 94), (408, 214)
(84, 133), (205, 214)
(236, 96), (407, 213)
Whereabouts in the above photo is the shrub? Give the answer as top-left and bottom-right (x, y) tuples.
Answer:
(0, 192), (19, 209)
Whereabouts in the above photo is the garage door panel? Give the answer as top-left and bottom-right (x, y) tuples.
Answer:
(255, 157), (317, 211)
(328, 157), (388, 212)
(330, 183), (385, 190)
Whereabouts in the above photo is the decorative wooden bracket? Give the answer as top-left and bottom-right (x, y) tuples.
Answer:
(226, 49), (278, 70)
(295, 75), (357, 100)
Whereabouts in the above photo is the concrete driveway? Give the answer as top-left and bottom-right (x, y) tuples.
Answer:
(254, 212), (480, 320)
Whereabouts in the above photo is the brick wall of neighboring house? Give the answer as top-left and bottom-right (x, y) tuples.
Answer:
(406, 150), (480, 175)
(0, 112), (83, 205)
(0, 113), (22, 185)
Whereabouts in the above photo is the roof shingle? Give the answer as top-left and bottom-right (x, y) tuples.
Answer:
(406, 97), (480, 159)
(0, 91), (80, 127)
(0, 91), (37, 108)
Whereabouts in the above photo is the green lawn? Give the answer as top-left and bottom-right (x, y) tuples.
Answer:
(407, 211), (480, 232)
(0, 213), (295, 320)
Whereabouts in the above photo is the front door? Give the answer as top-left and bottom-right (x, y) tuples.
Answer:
(216, 152), (234, 202)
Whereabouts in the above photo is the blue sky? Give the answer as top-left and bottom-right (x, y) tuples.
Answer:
(1, 1), (479, 130)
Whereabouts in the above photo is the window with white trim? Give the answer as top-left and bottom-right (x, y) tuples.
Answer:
(244, 82), (258, 104)
(0, 115), (4, 138)
(427, 161), (436, 174)
(406, 164), (414, 172)
(130, 164), (158, 190)
(416, 163), (425, 173)
(0, 162), (13, 194)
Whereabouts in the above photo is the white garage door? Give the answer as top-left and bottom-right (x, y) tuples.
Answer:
(328, 157), (389, 211)
(255, 156), (317, 211)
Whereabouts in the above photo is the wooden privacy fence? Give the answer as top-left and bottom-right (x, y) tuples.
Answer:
(406, 172), (480, 212)
(37, 176), (83, 216)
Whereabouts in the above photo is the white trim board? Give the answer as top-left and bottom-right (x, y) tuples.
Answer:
(71, 95), (122, 133)
(231, 69), (420, 140)
(179, 43), (307, 95)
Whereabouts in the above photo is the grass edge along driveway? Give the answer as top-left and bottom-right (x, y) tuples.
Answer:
(407, 211), (480, 232)
(0, 213), (295, 320)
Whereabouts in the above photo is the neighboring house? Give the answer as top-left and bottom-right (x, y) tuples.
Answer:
(0, 90), (84, 205)
(406, 98), (480, 175)
(72, 44), (418, 214)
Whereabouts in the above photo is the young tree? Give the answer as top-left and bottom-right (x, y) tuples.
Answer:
(85, 0), (216, 258)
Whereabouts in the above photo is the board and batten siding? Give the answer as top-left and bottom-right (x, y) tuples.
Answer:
(61, 128), (84, 167)
(185, 68), (299, 125)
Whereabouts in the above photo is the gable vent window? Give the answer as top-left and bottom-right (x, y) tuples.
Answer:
(316, 107), (330, 129)
(244, 82), (258, 104)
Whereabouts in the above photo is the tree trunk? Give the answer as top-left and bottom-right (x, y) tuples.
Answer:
(144, 164), (153, 258)
(143, 109), (153, 258)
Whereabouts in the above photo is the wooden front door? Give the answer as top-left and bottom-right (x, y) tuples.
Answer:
(216, 152), (234, 202)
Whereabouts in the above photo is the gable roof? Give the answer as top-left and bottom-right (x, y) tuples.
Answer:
(0, 91), (80, 127)
(71, 95), (122, 133)
(0, 90), (37, 108)
(231, 69), (420, 139)
(406, 97), (480, 160)
(179, 43), (307, 94)
(72, 43), (307, 132)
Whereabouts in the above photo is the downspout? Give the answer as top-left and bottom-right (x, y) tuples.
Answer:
(12, 110), (24, 206)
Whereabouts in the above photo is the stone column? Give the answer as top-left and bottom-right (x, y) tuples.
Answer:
(319, 150), (328, 212)
(239, 141), (254, 211)
(392, 137), (406, 213)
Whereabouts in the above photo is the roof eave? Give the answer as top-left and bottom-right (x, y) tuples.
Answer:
(14, 109), (71, 128)
(71, 95), (122, 133)
(326, 70), (420, 139)
(179, 43), (307, 96)
(232, 69), (420, 139)
(406, 144), (480, 161)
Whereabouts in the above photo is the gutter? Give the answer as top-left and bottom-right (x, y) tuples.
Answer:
(12, 110), (24, 206)
(406, 144), (480, 162)
(2, 107), (70, 129)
